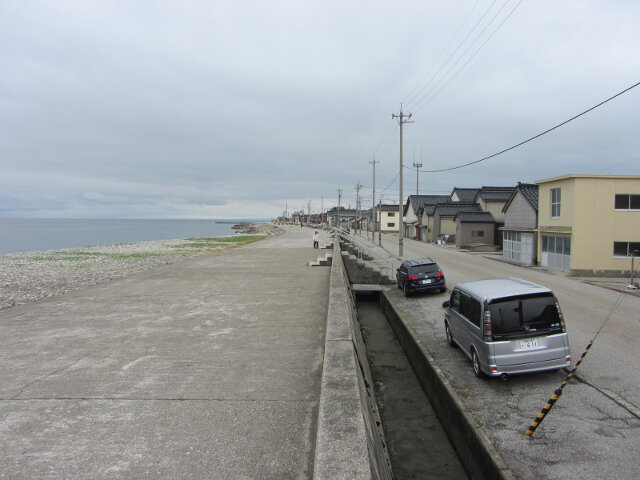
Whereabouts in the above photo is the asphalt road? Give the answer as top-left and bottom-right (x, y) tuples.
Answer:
(368, 232), (640, 479)
(378, 232), (640, 412)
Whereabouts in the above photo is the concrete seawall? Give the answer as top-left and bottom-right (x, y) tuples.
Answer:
(314, 240), (394, 480)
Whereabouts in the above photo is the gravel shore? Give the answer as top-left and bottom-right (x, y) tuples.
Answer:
(0, 235), (264, 310)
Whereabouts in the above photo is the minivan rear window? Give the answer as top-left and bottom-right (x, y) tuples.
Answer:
(411, 264), (439, 274)
(489, 293), (561, 339)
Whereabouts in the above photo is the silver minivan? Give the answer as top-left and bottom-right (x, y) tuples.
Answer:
(442, 278), (571, 379)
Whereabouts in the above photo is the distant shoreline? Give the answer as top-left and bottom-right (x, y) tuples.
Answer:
(0, 224), (283, 310)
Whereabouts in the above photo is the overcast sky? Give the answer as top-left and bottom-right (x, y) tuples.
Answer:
(1, 1), (639, 219)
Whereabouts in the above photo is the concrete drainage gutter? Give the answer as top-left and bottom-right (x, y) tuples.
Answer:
(315, 237), (514, 479)
(379, 293), (515, 480)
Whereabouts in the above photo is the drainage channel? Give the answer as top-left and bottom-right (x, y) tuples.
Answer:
(355, 291), (468, 480)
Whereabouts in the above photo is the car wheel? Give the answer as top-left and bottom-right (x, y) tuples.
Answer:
(439, 286), (447, 293)
(472, 349), (483, 378)
(404, 283), (410, 297)
(445, 322), (455, 347)
(397, 279), (402, 290)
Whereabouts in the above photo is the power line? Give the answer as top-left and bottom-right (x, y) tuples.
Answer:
(594, 154), (640, 174)
(406, 0), (506, 112)
(417, 80), (640, 173)
(403, 0), (482, 106)
(381, 172), (399, 194)
(411, 0), (524, 115)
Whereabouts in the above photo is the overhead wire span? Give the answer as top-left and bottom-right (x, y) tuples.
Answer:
(403, 0), (482, 107)
(372, 118), (398, 159)
(594, 154), (640, 174)
(407, 0), (512, 113)
(411, 0), (525, 115)
(380, 172), (400, 194)
(417, 80), (640, 173)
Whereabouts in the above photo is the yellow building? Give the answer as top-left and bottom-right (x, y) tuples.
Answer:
(372, 204), (401, 232)
(536, 174), (640, 276)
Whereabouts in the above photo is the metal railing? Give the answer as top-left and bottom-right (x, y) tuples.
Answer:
(336, 227), (396, 281)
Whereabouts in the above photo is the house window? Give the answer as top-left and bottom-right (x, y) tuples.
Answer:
(551, 188), (561, 218)
(472, 230), (484, 237)
(613, 241), (640, 257)
(388, 212), (395, 217)
(387, 222), (395, 227)
(542, 235), (570, 255)
(614, 194), (640, 210)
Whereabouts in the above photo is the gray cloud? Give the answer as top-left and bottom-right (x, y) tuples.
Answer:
(1, 1), (639, 218)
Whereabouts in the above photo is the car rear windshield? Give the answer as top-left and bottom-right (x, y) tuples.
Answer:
(410, 264), (439, 274)
(489, 293), (562, 339)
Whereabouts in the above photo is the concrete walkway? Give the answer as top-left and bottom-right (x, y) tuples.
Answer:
(0, 227), (332, 479)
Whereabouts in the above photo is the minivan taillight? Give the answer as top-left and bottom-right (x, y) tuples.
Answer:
(483, 309), (493, 341)
(555, 299), (566, 332)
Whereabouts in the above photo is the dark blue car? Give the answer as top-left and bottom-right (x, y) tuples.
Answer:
(396, 258), (446, 297)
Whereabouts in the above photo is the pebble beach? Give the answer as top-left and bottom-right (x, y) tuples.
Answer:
(0, 227), (278, 310)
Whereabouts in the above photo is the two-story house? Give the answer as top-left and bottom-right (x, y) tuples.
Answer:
(370, 204), (402, 232)
(473, 186), (515, 223)
(536, 174), (640, 275)
(404, 195), (450, 241)
(500, 183), (539, 265)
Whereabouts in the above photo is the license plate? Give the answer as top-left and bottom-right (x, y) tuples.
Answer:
(421, 279), (432, 284)
(519, 338), (540, 350)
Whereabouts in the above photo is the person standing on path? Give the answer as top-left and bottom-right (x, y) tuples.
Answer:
(313, 231), (319, 249)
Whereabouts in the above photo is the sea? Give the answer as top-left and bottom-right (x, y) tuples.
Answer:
(0, 219), (262, 255)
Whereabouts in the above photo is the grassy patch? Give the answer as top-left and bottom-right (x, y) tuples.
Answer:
(111, 252), (163, 260)
(28, 251), (163, 261)
(181, 235), (266, 248)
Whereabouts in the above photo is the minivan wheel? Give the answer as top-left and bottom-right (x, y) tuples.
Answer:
(445, 322), (455, 347)
(472, 349), (483, 378)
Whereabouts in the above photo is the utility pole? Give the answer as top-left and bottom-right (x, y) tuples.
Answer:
(378, 193), (383, 246)
(308, 200), (311, 225)
(355, 182), (363, 235)
(413, 162), (422, 195)
(392, 105), (413, 257)
(337, 189), (342, 230)
(370, 157), (379, 242)
(321, 196), (324, 224)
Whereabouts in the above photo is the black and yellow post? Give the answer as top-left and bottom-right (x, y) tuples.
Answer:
(525, 340), (593, 436)
(525, 290), (626, 437)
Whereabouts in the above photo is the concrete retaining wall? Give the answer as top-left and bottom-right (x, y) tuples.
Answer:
(379, 293), (514, 480)
(340, 251), (395, 285)
(313, 242), (375, 480)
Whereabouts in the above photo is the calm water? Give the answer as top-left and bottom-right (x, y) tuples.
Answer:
(0, 219), (256, 255)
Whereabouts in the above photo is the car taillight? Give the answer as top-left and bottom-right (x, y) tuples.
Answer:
(555, 299), (566, 332)
(435, 272), (444, 278)
(483, 309), (492, 341)
(408, 276), (419, 280)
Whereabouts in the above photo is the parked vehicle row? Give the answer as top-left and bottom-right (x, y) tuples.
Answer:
(396, 258), (572, 380)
